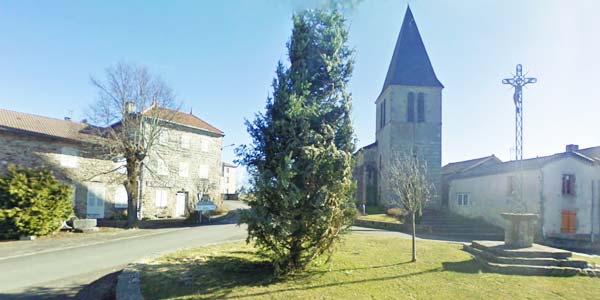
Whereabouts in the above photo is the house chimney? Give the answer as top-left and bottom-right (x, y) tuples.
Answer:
(125, 101), (135, 114)
(566, 144), (579, 152)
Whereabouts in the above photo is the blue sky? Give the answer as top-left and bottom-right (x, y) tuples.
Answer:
(1, 0), (600, 180)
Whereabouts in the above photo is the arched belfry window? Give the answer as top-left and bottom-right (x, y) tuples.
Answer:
(407, 92), (415, 122)
(417, 93), (425, 122)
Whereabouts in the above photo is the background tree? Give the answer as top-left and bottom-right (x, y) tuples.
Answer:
(385, 153), (434, 262)
(236, 9), (355, 274)
(89, 62), (177, 228)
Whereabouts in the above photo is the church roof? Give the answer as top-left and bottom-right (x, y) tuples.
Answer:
(442, 155), (502, 175)
(451, 146), (600, 180)
(382, 6), (443, 92)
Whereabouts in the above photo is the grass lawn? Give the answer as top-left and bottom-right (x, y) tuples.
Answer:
(574, 254), (600, 267)
(356, 205), (401, 224)
(141, 234), (600, 300)
(357, 213), (401, 224)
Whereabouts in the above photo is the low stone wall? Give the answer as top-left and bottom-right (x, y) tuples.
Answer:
(353, 219), (404, 232)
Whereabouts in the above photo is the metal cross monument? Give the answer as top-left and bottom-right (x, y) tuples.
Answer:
(502, 64), (537, 161)
(502, 64), (537, 212)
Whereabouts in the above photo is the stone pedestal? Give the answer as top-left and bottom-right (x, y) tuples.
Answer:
(74, 218), (99, 233)
(501, 213), (538, 248)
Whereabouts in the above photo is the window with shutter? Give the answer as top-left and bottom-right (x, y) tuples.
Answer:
(382, 99), (386, 127)
(562, 174), (575, 195)
(407, 93), (415, 122)
(456, 193), (470, 206)
(201, 139), (209, 152)
(155, 189), (168, 208)
(115, 157), (127, 174)
(157, 159), (168, 175)
(179, 162), (189, 177)
(115, 185), (128, 208)
(199, 165), (209, 179)
(417, 93), (425, 122)
(181, 134), (191, 149)
(561, 210), (576, 233)
(159, 131), (169, 144)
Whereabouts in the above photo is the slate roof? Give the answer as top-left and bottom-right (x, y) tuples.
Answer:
(142, 105), (224, 136)
(354, 141), (378, 155)
(0, 108), (93, 142)
(452, 146), (600, 179)
(442, 155), (501, 175)
(382, 6), (443, 92)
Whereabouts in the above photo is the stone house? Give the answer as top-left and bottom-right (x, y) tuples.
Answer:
(221, 162), (237, 199)
(0, 105), (224, 220)
(354, 6), (443, 209)
(444, 145), (600, 250)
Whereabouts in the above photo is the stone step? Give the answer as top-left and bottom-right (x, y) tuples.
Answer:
(421, 224), (504, 233)
(480, 258), (581, 276)
(433, 233), (504, 239)
(464, 244), (588, 269)
(471, 241), (572, 259)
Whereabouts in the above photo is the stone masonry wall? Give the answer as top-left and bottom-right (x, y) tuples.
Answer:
(375, 85), (443, 209)
(140, 123), (222, 219)
(0, 122), (223, 220)
(0, 131), (126, 219)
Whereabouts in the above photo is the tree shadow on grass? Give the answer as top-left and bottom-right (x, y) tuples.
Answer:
(143, 252), (440, 300)
(442, 258), (485, 274)
(0, 285), (81, 300)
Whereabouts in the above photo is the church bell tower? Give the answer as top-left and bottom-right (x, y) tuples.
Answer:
(376, 6), (443, 208)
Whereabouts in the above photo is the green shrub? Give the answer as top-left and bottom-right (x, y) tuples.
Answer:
(0, 165), (73, 239)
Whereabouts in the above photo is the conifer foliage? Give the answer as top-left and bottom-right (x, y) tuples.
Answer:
(237, 9), (356, 274)
(0, 165), (73, 239)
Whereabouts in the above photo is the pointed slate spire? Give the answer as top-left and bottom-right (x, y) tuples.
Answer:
(382, 6), (443, 92)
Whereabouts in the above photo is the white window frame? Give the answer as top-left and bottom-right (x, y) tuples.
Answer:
(60, 147), (79, 168)
(155, 189), (168, 208)
(157, 158), (168, 175)
(114, 185), (128, 208)
(115, 157), (127, 174)
(456, 193), (471, 206)
(179, 161), (189, 178)
(181, 134), (191, 149)
(199, 164), (209, 179)
(201, 138), (209, 152)
(159, 131), (169, 144)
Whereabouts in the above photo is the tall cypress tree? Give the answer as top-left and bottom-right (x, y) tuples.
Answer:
(237, 9), (355, 274)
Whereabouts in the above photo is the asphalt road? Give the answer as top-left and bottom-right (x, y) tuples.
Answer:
(0, 204), (248, 299)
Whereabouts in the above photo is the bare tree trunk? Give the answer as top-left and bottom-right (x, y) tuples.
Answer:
(125, 158), (140, 229)
(411, 211), (416, 262)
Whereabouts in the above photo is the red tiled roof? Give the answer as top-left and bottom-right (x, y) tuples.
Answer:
(0, 108), (92, 142)
(442, 155), (501, 175)
(143, 105), (224, 135)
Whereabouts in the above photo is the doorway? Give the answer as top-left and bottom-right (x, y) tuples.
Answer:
(86, 183), (105, 218)
(175, 192), (188, 217)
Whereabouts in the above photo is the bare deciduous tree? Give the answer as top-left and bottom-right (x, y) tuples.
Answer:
(88, 62), (177, 228)
(385, 152), (434, 262)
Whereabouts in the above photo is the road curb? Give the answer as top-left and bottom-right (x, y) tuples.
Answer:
(115, 209), (243, 300)
(116, 260), (146, 300)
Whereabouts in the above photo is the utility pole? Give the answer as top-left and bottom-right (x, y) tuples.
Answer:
(502, 64), (537, 212)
